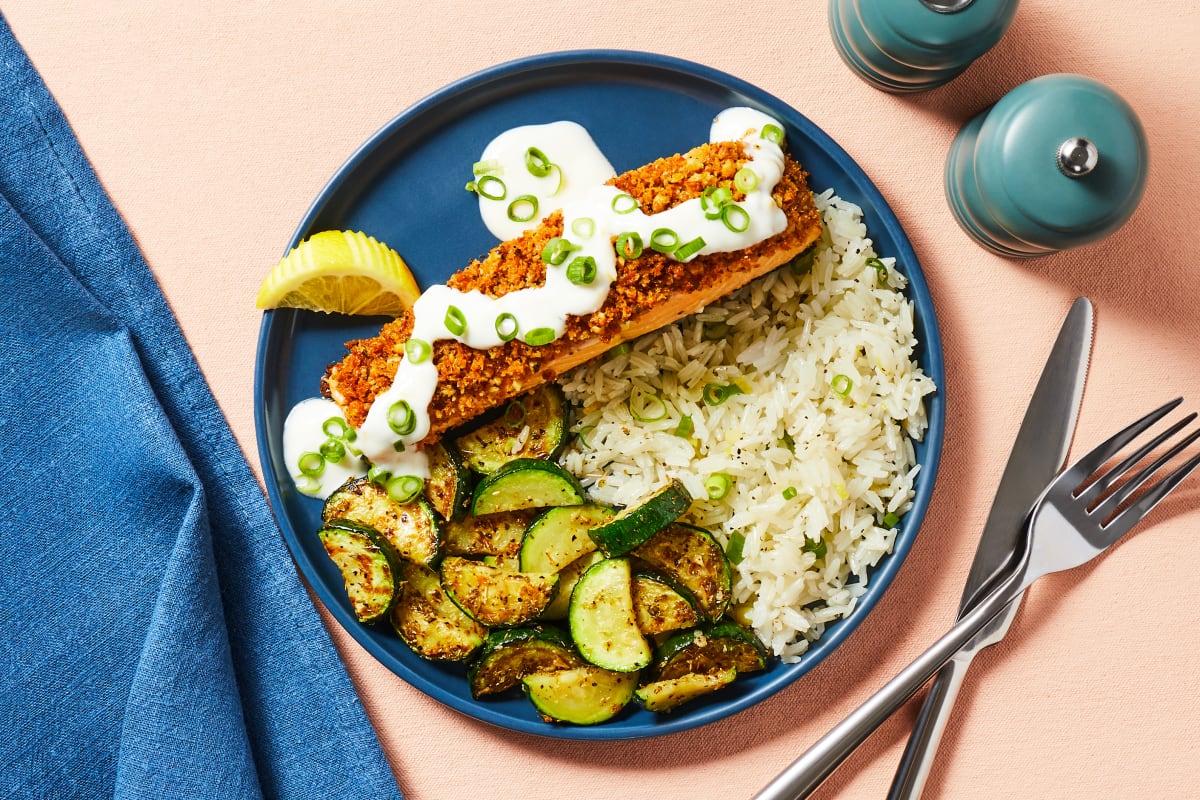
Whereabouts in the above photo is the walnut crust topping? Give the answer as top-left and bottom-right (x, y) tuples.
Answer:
(322, 140), (823, 439)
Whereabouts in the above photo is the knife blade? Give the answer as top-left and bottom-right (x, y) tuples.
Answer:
(887, 296), (1094, 800)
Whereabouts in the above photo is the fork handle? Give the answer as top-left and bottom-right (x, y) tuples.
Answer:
(885, 654), (972, 800)
(751, 566), (1027, 800)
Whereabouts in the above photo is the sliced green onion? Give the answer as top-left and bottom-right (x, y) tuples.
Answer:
(780, 430), (796, 453)
(611, 193), (638, 214)
(295, 476), (321, 495)
(673, 236), (706, 261)
(803, 536), (827, 559)
(387, 400), (416, 436)
(628, 390), (668, 423)
(734, 167), (759, 193)
(702, 321), (730, 341)
(503, 400), (527, 430)
(392, 440), (406, 453)
(322, 416), (351, 439)
(473, 174), (506, 200)
(566, 255), (598, 285)
(525, 146), (553, 177)
(367, 464), (391, 485)
(297, 451), (325, 478)
(705, 472), (733, 500)
(865, 256), (888, 285)
(700, 185), (734, 219)
(649, 228), (679, 254)
(607, 341), (632, 359)
(319, 438), (346, 464)
(782, 486), (798, 500)
(615, 231), (643, 259)
(725, 531), (746, 564)
(882, 512), (901, 528)
(404, 338), (431, 364)
(576, 424), (595, 450)
(444, 305), (467, 336)
(524, 327), (556, 347)
(674, 414), (694, 438)
(789, 249), (815, 276)
(702, 381), (745, 406)
(761, 123), (785, 145)
(472, 159), (502, 176)
(507, 194), (538, 222)
(571, 217), (595, 239)
(386, 474), (424, 504)
(495, 312), (519, 342)
(541, 237), (575, 266)
(720, 203), (751, 233)
(831, 374), (854, 396)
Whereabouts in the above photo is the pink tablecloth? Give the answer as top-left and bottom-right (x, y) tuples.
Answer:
(7, 2), (1197, 797)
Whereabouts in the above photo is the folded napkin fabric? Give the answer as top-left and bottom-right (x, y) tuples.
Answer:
(0, 15), (402, 800)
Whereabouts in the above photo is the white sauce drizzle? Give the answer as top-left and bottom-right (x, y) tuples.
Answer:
(283, 107), (789, 496)
(282, 397), (368, 498)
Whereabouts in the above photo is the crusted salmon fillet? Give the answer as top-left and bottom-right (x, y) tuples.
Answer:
(323, 140), (823, 443)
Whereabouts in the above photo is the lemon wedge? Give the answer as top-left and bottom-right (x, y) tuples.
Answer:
(256, 230), (420, 316)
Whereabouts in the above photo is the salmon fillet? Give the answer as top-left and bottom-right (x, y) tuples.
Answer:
(322, 140), (823, 443)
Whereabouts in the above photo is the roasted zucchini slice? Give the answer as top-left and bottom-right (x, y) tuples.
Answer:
(541, 551), (604, 621)
(467, 626), (582, 699)
(631, 571), (700, 636)
(322, 476), (443, 566)
(470, 458), (586, 516)
(424, 440), (472, 521)
(633, 523), (731, 621)
(453, 384), (570, 474)
(522, 665), (638, 725)
(440, 556), (558, 627)
(443, 509), (535, 559)
(654, 621), (769, 681)
(390, 561), (486, 662)
(519, 503), (613, 573)
(587, 480), (691, 557)
(318, 520), (401, 624)
(569, 557), (651, 672)
(634, 667), (737, 713)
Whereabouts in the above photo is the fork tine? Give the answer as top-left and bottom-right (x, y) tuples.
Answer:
(1078, 411), (1199, 505)
(1102, 450), (1200, 538)
(1091, 422), (1200, 520)
(1062, 398), (1184, 489)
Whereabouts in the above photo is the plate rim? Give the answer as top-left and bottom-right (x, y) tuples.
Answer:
(254, 48), (945, 740)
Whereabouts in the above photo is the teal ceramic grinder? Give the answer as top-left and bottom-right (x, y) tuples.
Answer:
(946, 74), (1149, 258)
(829, 0), (1019, 93)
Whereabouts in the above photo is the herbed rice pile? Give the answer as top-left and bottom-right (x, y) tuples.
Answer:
(558, 189), (937, 663)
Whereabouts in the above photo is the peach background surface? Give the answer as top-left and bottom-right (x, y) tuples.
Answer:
(6, 2), (1198, 798)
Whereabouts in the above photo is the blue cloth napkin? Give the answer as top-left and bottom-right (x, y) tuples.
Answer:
(0, 16), (403, 800)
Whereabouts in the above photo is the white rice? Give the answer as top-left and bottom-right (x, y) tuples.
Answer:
(557, 190), (937, 663)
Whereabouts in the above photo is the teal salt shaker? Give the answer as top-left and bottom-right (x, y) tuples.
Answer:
(945, 74), (1149, 258)
(829, 0), (1019, 93)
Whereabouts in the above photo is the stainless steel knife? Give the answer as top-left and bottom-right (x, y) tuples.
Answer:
(886, 296), (1094, 800)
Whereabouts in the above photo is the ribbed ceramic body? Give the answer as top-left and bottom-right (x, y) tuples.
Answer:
(946, 74), (1149, 258)
(829, 0), (1019, 93)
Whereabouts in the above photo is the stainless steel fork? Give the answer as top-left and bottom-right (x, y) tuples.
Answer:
(753, 398), (1200, 800)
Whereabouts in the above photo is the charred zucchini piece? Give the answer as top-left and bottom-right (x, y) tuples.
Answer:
(522, 665), (638, 725)
(587, 480), (691, 557)
(424, 441), (471, 521)
(443, 509), (535, 559)
(569, 557), (651, 672)
(519, 503), (613, 573)
(440, 556), (558, 627)
(317, 519), (400, 624)
(482, 551), (522, 570)
(454, 384), (570, 474)
(634, 667), (737, 713)
(323, 477), (443, 566)
(654, 621), (769, 681)
(471, 458), (585, 515)
(390, 561), (486, 662)
(633, 523), (731, 621)
(541, 550), (604, 621)
(631, 571), (700, 636)
(467, 626), (582, 699)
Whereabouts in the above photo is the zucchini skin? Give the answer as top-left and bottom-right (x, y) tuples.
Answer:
(322, 477), (443, 567)
(470, 458), (586, 515)
(390, 561), (486, 662)
(317, 519), (401, 624)
(467, 626), (582, 699)
(633, 523), (731, 622)
(453, 384), (571, 474)
(569, 557), (651, 672)
(424, 440), (472, 522)
(587, 480), (691, 557)
(654, 620), (769, 680)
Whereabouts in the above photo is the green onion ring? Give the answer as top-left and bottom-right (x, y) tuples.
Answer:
(673, 236), (706, 261)
(387, 400), (417, 436)
(611, 193), (638, 214)
(761, 123), (785, 145)
(720, 203), (751, 233)
(507, 195), (538, 222)
(525, 146), (553, 177)
(297, 451), (325, 478)
(367, 464), (391, 485)
(565, 255), (597, 285)
(472, 159), (501, 176)
(627, 389), (668, 423)
(865, 256), (888, 285)
(702, 381), (745, 406)
(673, 414), (694, 438)
(615, 231), (643, 259)
(474, 174), (506, 201)
(502, 400), (527, 430)
(444, 305), (467, 337)
(831, 374), (854, 396)
(649, 228), (679, 254)
(386, 474), (424, 504)
(734, 167), (759, 194)
(704, 473), (733, 500)
(404, 338), (431, 364)
(803, 536), (827, 559)
(495, 312), (519, 342)
(576, 424), (596, 450)
(882, 512), (900, 528)
(571, 217), (596, 239)
(725, 530), (746, 564)
(523, 327), (556, 347)
(541, 237), (575, 266)
(782, 486), (798, 500)
(319, 438), (346, 464)
(322, 416), (350, 439)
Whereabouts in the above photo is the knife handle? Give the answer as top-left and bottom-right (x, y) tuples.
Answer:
(885, 654), (973, 800)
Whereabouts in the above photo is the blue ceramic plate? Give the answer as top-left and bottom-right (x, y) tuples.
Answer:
(254, 50), (945, 740)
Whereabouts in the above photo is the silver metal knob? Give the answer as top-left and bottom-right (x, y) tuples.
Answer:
(920, 0), (976, 13)
(1057, 137), (1100, 177)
